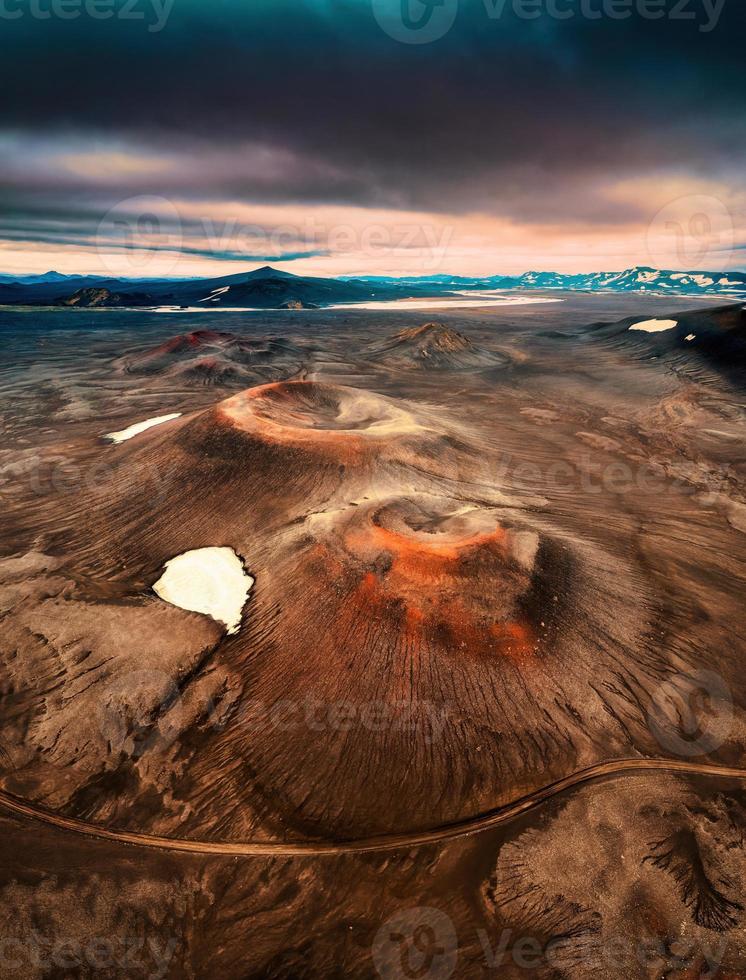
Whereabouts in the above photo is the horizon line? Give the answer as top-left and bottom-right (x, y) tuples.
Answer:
(3, 262), (746, 283)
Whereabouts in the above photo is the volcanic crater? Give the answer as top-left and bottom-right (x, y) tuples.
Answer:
(0, 373), (694, 840)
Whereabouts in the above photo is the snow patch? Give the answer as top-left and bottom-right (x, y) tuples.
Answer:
(199, 286), (231, 303)
(153, 547), (253, 635)
(628, 318), (678, 334)
(105, 413), (182, 444)
(332, 294), (563, 311)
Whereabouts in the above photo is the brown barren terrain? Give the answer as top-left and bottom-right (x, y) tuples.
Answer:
(1, 293), (745, 977)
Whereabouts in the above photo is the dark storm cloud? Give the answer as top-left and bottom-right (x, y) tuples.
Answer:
(0, 186), (330, 263)
(0, 0), (744, 226)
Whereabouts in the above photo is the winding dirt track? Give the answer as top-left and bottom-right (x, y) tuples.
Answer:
(2, 759), (745, 857)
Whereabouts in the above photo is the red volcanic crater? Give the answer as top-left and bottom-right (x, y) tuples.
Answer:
(138, 329), (236, 363)
(324, 496), (543, 662)
(6, 378), (659, 840)
(216, 380), (431, 459)
(163, 329), (235, 352)
(118, 331), (307, 387)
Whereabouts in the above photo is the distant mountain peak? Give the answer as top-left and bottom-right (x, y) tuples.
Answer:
(245, 265), (296, 279)
(33, 270), (71, 282)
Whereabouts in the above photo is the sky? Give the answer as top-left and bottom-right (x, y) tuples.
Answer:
(0, 0), (744, 278)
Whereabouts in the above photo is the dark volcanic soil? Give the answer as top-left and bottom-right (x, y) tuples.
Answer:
(0, 291), (744, 978)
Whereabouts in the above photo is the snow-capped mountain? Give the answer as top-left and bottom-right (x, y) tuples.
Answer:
(1, 264), (744, 309)
(346, 266), (746, 299)
(514, 266), (746, 297)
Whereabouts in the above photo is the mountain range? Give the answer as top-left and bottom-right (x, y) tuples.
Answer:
(0, 266), (424, 309)
(347, 266), (746, 298)
(0, 270), (76, 285)
(0, 264), (743, 309)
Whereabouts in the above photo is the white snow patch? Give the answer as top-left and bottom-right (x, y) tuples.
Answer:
(628, 318), (678, 334)
(332, 293), (563, 311)
(148, 306), (264, 313)
(199, 286), (230, 303)
(691, 275), (714, 287)
(105, 413), (182, 444)
(685, 334), (696, 342)
(153, 547), (253, 635)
